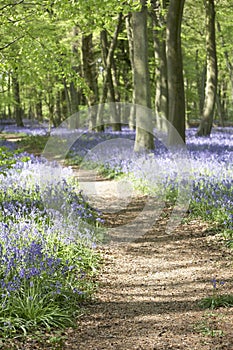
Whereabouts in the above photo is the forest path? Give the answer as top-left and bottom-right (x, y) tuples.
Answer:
(63, 168), (233, 350)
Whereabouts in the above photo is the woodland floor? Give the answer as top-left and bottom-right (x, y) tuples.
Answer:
(1, 155), (233, 350)
(65, 169), (233, 350)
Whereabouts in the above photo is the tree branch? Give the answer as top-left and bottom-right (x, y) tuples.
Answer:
(0, 0), (24, 12)
(0, 36), (24, 51)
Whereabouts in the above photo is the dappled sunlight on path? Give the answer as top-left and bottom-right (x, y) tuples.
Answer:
(63, 171), (233, 350)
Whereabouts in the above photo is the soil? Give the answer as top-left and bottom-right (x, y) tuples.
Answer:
(68, 213), (233, 349)
(1, 151), (233, 350)
(63, 170), (233, 350)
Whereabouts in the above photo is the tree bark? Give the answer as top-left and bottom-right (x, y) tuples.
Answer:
(100, 29), (121, 131)
(35, 92), (43, 121)
(217, 21), (233, 105)
(126, 14), (136, 130)
(69, 26), (80, 128)
(132, 0), (154, 152)
(166, 0), (186, 144)
(12, 72), (24, 127)
(151, 0), (168, 122)
(53, 90), (62, 127)
(216, 89), (225, 127)
(48, 91), (54, 133)
(81, 33), (99, 130)
(69, 82), (80, 129)
(195, 50), (206, 117)
(196, 0), (217, 136)
(96, 13), (123, 131)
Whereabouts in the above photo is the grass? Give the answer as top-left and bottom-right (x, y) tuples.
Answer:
(17, 135), (50, 154)
(195, 315), (225, 338)
(199, 278), (233, 310)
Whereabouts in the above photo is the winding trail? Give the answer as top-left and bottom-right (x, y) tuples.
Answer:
(1, 132), (233, 350)
(64, 169), (233, 350)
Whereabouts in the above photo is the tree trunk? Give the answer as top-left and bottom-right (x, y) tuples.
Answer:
(63, 79), (72, 117)
(196, 0), (217, 136)
(69, 82), (80, 129)
(7, 74), (12, 119)
(12, 72), (24, 127)
(54, 90), (62, 127)
(151, 0), (168, 122)
(217, 21), (233, 105)
(132, 0), (154, 152)
(100, 29), (121, 131)
(96, 13), (123, 132)
(35, 93), (43, 121)
(69, 26), (80, 128)
(216, 90), (225, 127)
(48, 92), (54, 133)
(195, 50), (206, 117)
(81, 33), (99, 130)
(166, 0), (186, 144)
(126, 14), (136, 130)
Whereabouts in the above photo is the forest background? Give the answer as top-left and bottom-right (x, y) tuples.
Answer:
(0, 0), (232, 146)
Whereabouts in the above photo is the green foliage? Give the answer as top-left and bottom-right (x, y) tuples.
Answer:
(199, 279), (233, 310)
(221, 229), (233, 248)
(1, 0), (233, 124)
(65, 152), (83, 166)
(199, 294), (233, 309)
(17, 135), (50, 153)
(194, 314), (225, 338)
(0, 151), (102, 337)
(0, 146), (30, 175)
(96, 163), (124, 179)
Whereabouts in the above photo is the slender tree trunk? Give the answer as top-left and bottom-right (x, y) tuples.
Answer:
(100, 29), (121, 131)
(217, 21), (233, 104)
(81, 33), (99, 130)
(60, 88), (67, 121)
(48, 92), (54, 133)
(53, 90), (62, 126)
(151, 0), (168, 122)
(166, 0), (186, 144)
(216, 90), (225, 127)
(12, 72), (24, 127)
(132, 0), (154, 152)
(126, 14), (136, 130)
(7, 74), (12, 118)
(196, 0), (217, 136)
(63, 79), (72, 117)
(35, 93), (43, 121)
(221, 80), (228, 119)
(96, 13), (123, 131)
(69, 26), (80, 128)
(28, 105), (34, 119)
(112, 60), (121, 103)
(195, 50), (206, 117)
(69, 82), (80, 128)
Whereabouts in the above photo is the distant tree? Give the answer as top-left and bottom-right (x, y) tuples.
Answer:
(197, 0), (217, 136)
(81, 33), (99, 130)
(132, 0), (154, 151)
(12, 70), (24, 127)
(166, 0), (186, 144)
(151, 0), (168, 121)
(96, 13), (123, 132)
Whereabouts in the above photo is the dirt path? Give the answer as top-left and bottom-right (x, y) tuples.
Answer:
(3, 161), (232, 350)
(63, 169), (233, 350)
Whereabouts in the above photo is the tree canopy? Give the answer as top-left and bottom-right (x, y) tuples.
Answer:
(0, 0), (233, 142)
